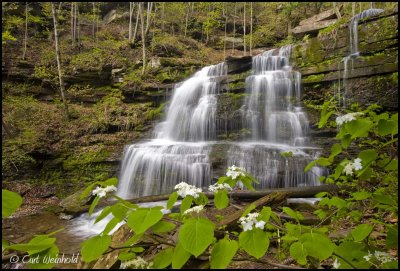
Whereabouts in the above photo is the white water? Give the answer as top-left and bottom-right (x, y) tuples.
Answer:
(338, 8), (384, 106)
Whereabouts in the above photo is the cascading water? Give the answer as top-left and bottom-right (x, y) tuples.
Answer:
(228, 45), (324, 188)
(338, 8), (384, 106)
(117, 63), (227, 199)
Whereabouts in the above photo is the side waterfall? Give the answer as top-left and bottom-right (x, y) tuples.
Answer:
(338, 8), (384, 106)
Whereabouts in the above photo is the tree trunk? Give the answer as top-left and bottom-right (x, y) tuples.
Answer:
(92, 2), (95, 40)
(51, 3), (69, 119)
(184, 2), (190, 37)
(128, 2), (133, 42)
(139, 3), (146, 75)
(71, 3), (74, 46)
(243, 2), (246, 56)
(250, 2), (253, 55)
(132, 6), (140, 44)
(77, 3), (80, 44)
(232, 3), (236, 54)
(145, 2), (153, 35)
(223, 4), (227, 59)
(22, 2), (28, 60)
(161, 2), (165, 32)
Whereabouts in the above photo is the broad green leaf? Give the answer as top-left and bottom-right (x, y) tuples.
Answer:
(290, 242), (308, 265)
(131, 247), (145, 253)
(123, 233), (143, 246)
(210, 239), (238, 269)
(282, 207), (303, 222)
(127, 208), (163, 234)
(104, 177), (118, 186)
(318, 109), (334, 128)
(351, 224), (373, 242)
(80, 182), (100, 200)
(152, 221), (176, 233)
(386, 225), (398, 249)
(118, 251), (136, 261)
(8, 235), (56, 255)
(346, 119), (373, 139)
(335, 241), (370, 269)
(172, 242), (191, 269)
(214, 190), (229, 209)
(341, 134), (352, 149)
(153, 247), (174, 269)
(179, 218), (215, 257)
(180, 196), (193, 214)
(352, 191), (371, 201)
(29, 245), (59, 269)
(259, 207), (272, 223)
(102, 217), (121, 235)
(2, 239), (9, 252)
(167, 192), (179, 209)
(373, 193), (396, 205)
(238, 229), (269, 259)
(384, 159), (398, 171)
(377, 119), (397, 136)
(88, 196), (100, 216)
(358, 149), (378, 167)
(316, 157), (331, 166)
(95, 206), (112, 224)
(81, 235), (111, 263)
(304, 160), (317, 173)
(194, 192), (209, 206)
(330, 143), (342, 158)
(111, 203), (130, 220)
(2, 189), (23, 218)
(329, 197), (347, 209)
(241, 176), (255, 191)
(300, 232), (335, 261)
(242, 203), (256, 217)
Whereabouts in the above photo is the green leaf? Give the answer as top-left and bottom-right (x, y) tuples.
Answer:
(384, 159), (398, 171)
(282, 207), (303, 222)
(210, 239), (238, 269)
(180, 196), (193, 214)
(123, 233), (143, 247)
(240, 176), (255, 191)
(386, 225), (398, 249)
(351, 224), (373, 242)
(127, 208), (163, 234)
(153, 247), (174, 269)
(29, 245), (59, 269)
(341, 134), (352, 149)
(179, 218), (215, 257)
(214, 190), (229, 209)
(152, 221), (176, 233)
(330, 143), (342, 158)
(318, 109), (334, 128)
(377, 119), (397, 136)
(242, 203), (256, 217)
(81, 235), (111, 263)
(259, 207), (272, 223)
(95, 206), (112, 224)
(239, 229), (269, 259)
(300, 232), (335, 261)
(104, 177), (118, 186)
(80, 182), (99, 200)
(304, 160), (317, 173)
(290, 242), (308, 265)
(2, 189), (23, 218)
(346, 119), (373, 139)
(352, 191), (371, 201)
(8, 235), (56, 255)
(118, 251), (136, 261)
(194, 192), (209, 206)
(358, 149), (378, 167)
(335, 241), (370, 269)
(110, 203), (130, 220)
(2, 239), (9, 252)
(88, 196), (100, 216)
(316, 157), (331, 166)
(102, 217), (121, 235)
(167, 192), (179, 209)
(172, 242), (191, 269)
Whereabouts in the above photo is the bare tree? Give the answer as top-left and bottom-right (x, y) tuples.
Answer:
(129, 2), (133, 42)
(92, 2), (95, 40)
(232, 2), (236, 54)
(22, 2), (28, 60)
(223, 3), (227, 59)
(184, 2), (190, 37)
(132, 5), (140, 44)
(51, 3), (69, 118)
(139, 2), (146, 75)
(243, 2), (246, 56)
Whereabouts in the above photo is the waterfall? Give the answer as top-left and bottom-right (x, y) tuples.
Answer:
(117, 63), (227, 199)
(339, 8), (384, 106)
(228, 45), (324, 189)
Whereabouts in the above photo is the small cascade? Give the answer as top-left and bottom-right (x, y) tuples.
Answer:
(338, 8), (384, 106)
(117, 63), (227, 199)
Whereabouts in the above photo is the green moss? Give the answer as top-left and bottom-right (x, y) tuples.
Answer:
(145, 102), (166, 121)
(302, 73), (325, 83)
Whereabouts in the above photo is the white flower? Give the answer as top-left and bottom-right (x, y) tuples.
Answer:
(352, 158), (362, 171)
(333, 258), (341, 269)
(374, 251), (395, 264)
(184, 205), (204, 215)
(343, 163), (354, 175)
(239, 212), (265, 232)
(336, 112), (364, 126)
(363, 251), (372, 262)
(208, 183), (232, 192)
(92, 185), (117, 198)
(226, 165), (246, 180)
(120, 257), (153, 269)
(255, 220), (266, 229)
(174, 182), (202, 198)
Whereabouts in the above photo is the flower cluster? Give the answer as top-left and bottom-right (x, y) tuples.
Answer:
(364, 250), (397, 264)
(183, 205), (204, 215)
(343, 158), (363, 176)
(208, 183), (232, 192)
(174, 182), (202, 199)
(239, 212), (266, 232)
(92, 185), (117, 198)
(333, 258), (341, 269)
(226, 165), (246, 180)
(335, 112), (364, 126)
(120, 257), (153, 269)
